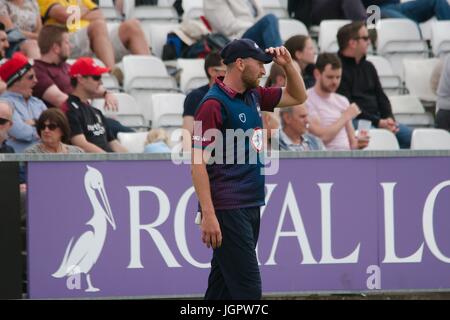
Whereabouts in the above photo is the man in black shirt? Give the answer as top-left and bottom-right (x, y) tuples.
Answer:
(65, 58), (127, 153)
(336, 21), (412, 148)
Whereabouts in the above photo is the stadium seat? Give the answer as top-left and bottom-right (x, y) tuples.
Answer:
(177, 59), (208, 93)
(279, 19), (309, 42)
(377, 19), (428, 78)
(260, 0), (289, 18)
(260, 62), (274, 87)
(98, 0), (122, 21)
(431, 21), (450, 57)
(122, 55), (177, 92)
(127, 4), (178, 23)
(389, 95), (434, 128)
(142, 23), (180, 59)
(182, 0), (204, 20)
(411, 128), (450, 150)
(117, 132), (149, 153)
(151, 93), (185, 129)
(403, 58), (439, 103)
(362, 129), (400, 150)
(366, 55), (403, 95)
(319, 20), (351, 53)
(92, 93), (147, 129)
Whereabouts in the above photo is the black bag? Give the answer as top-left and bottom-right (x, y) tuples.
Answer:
(181, 33), (230, 59)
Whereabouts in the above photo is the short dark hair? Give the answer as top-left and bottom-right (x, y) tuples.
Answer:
(0, 22), (5, 32)
(38, 25), (69, 55)
(284, 35), (311, 61)
(337, 21), (366, 51)
(315, 53), (342, 73)
(36, 108), (71, 144)
(204, 52), (223, 79)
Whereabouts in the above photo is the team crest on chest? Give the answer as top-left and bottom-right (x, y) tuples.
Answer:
(239, 113), (247, 123)
(251, 127), (263, 153)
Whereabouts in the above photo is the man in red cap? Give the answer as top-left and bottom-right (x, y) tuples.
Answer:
(0, 52), (47, 152)
(64, 57), (127, 153)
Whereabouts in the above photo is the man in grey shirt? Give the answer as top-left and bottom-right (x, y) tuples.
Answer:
(436, 55), (450, 131)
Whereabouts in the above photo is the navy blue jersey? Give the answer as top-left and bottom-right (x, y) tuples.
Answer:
(194, 78), (281, 210)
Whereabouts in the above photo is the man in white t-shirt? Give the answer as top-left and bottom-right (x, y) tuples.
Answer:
(306, 52), (369, 150)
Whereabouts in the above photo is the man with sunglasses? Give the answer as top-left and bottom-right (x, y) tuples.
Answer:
(336, 21), (412, 148)
(65, 57), (127, 153)
(0, 100), (14, 153)
(0, 52), (47, 152)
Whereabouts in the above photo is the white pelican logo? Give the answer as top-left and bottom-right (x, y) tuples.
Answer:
(52, 166), (116, 292)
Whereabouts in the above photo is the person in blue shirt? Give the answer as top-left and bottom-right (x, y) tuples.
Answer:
(191, 39), (307, 300)
(363, 0), (450, 22)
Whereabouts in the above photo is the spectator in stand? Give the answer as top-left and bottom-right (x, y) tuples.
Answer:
(436, 55), (450, 131)
(143, 128), (171, 153)
(182, 52), (226, 152)
(64, 57), (127, 153)
(203, 0), (282, 49)
(37, 0), (150, 70)
(276, 104), (325, 151)
(285, 35), (316, 89)
(0, 99), (14, 152)
(0, 22), (9, 94)
(25, 108), (83, 153)
(288, 0), (366, 27)
(0, 52), (46, 152)
(362, 0), (450, 22)
(33, 25), (133, 138)
(265, 63), (286, 88)
(336, 21), (412, 148)
(0, 0), (41, 58)
(306, 53), (369, 150)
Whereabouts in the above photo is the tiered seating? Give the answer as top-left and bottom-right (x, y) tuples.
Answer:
(142, 22), (180, 59)
(260, 0), (289, 19)
(177, 59), (208, 93)
(279, 19), (309, 42)
(389, 95), (434, 128)
(362, 129), (400, 150)
(318, 20), (351, 53)
(91, 93), (147, 130)
(403, 58), (439, 103)
(431, 21), (450, 57)
(411, 129), (450, 150)
(377, 19), (428, 78)
(151, 93), (185, 130)
(367, 55), (403, 95)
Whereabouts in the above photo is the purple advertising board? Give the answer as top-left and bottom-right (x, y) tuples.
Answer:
(27, 157), (450, 298)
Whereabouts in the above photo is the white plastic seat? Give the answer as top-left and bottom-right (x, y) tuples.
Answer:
(127, 4), (178, 22)
(319, 20), (351, 53)
(377, 19), (428, 78)
(367, 55), (403, 95)
(362, 129), (400, 150)
(151, 93), (185, 129)
(91, 93), (147, 129)
(260, 0), (288, 18)
(122, 55), (177, 92)
(260, 61), (274, 87)
(182, 0), (204, 20)
(142, 22), (180, 59)
(279, 19), (309, 42)
(177, 59), (208, 93)
(431, 21), (450, 57)
(98, 0), (122, 21)
(411, 128), (450, 150)
(403, 58), (439, 102)
(117, 132), (149, 153)
(389, 95), (434, 127)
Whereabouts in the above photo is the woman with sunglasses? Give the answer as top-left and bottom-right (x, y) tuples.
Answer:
(25, 108), (83, 153)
